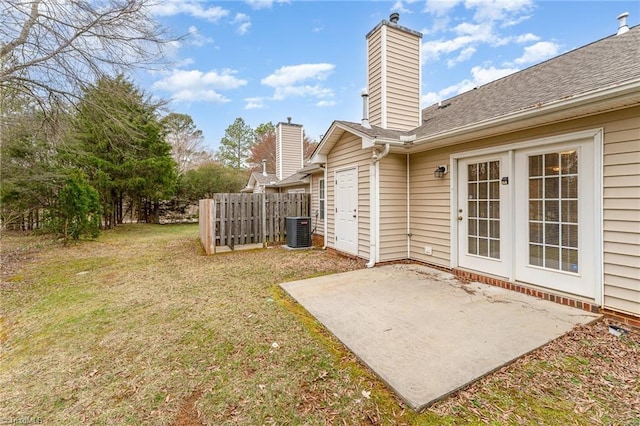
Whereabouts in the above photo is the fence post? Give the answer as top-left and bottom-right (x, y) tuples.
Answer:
(214, 198), (218, 254)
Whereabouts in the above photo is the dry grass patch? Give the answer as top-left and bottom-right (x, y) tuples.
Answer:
(1, 224), (638, 425)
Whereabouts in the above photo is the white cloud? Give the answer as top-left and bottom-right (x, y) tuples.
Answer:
(233, 13), (252, 35)
(422, 65), (519, 106)
(187, 26), (214, 47)
(312, 20), (324, 33)
(421, 0), (535, 64)
(317, 100), (336, 107)
(149, 1), (229, 22)
(153, 69), (247, 103)
(262, 63), (335, 87)
(424, 0), (462, 16)
(245, 97), (265, 109)
(447, 46), (476, 67)
(261, 63), (336, 102)
(514, 41), (560, 64)
(515, 33), (540, 43)
(246, 0), (290, 9)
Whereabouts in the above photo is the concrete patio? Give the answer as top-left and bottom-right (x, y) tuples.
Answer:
(280, 264), (600, 411)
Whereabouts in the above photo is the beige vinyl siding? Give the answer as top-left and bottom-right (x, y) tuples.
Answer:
(407, 106), (640, 314)
(409, 150), (452, 267)
(309, 173), (325, 236)
(378, 153), (408, 262)
(367, 29), (383, 128)
(601, 108), (640, 316)
(277, 124), (303, 181)
(326, 133), (371, 260)
(385, 26), (421, 130)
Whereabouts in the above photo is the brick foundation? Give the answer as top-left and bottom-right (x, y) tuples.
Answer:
(600, 308), (640, 330)
(452, 268), (600, 314)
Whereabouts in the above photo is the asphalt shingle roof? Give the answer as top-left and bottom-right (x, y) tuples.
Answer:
(416, 25), (640, 138)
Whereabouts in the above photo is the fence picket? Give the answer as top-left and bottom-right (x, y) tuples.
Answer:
(198, 193), (310, 253)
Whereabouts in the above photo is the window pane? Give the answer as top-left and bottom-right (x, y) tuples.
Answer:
(490, 220), (500, 238)
(545, 246), (560, 270)
(529, 178), (543, 199)
(468, 183), (477, 199)
(489, 161), (500, 180)
(468, 219), (477, 236)
(562, 200), (578, 223)
(478, 219), (488, 237)
(478, 162), (488, 180)
(561, 151), (578, 174)
(545, 200), (559, 222)
(490, 181), (500, 199)
(562, 224), (578, 248)
(530, 200), (543, 221)
(529, 222), (543, 244)
(545, 223), (559, 245)
(468, 237), (478, 255)
(530, 244), (543, 266)
(468, 201), (478, 218)
(545, 177), (559, 198)
(489, 201), (500, 219)
(490, 239), (500, 259)
(468, 164), (478, 181)
(478, 182), (488, 199)
(478, 238), (488, 257)
(479, 201), (488, 218)
(561, 176), (578, 198)
(529, 155), (543, 177)
(562, 248), (579, 273)
(545, 153), (559, 176)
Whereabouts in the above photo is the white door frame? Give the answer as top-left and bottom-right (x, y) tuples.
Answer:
(334, 166), (358, 255)
(450, 129), (603, 303)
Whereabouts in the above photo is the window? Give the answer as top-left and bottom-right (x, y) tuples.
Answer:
(319, 178), (325, 219)
(528, 150), (578, 273)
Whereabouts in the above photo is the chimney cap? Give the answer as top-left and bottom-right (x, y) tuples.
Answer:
(287, 116), (292, 124)
(389, 13), (399, 24)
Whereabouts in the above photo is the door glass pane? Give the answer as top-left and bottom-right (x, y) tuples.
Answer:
(528, 150), (579, 273)
(466, 160), (500, 259)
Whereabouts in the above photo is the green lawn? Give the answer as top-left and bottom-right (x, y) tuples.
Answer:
(1, 224), (638, 425)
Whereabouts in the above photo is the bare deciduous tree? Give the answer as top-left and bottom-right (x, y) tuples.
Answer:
(161, 112), (211, 174)
(0, 0), (176, 109)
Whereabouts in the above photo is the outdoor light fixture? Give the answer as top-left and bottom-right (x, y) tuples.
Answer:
(434, 165), (448, 178)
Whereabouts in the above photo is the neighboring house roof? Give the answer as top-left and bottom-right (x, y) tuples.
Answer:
(312, 25), (640, 160)
(242, 163), (321, 192)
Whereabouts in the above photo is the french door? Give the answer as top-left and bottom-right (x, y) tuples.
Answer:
(457, 153), (511, 278)
(456, 135), (599, 299)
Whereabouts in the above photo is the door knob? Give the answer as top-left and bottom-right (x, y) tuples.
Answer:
(458, 216), (463, 221)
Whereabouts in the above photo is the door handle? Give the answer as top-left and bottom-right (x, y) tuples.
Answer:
(458, 216), (463, 221)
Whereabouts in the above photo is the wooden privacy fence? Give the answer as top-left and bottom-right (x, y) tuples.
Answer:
(199, 193), (310, 255)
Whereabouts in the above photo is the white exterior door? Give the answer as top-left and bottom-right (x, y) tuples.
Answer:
(335, 167), (358, 255)
(457, 154), (511, 278)
(455, 132), (600, 300)
(514, 140), (597, 298)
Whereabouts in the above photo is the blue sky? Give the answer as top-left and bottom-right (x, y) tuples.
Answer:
(139, 1), (638, 153)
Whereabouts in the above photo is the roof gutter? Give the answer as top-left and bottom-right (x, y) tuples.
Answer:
(366, 143), (390, 268)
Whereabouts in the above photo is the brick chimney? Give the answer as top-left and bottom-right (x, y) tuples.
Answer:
(366, 13), (422, 130)
(276, 117), (304, 180)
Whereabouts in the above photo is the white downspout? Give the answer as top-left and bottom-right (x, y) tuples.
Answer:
(323, 164), (328, 250)
(366, 143), (390, 268)
(406, 153), (411, 259)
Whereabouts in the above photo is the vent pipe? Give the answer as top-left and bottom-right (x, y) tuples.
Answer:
(262, 159), (267, 177)
(361, 91), (371, 129)
(617, 12), (629, 35)
(287, 116), (292, 124)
